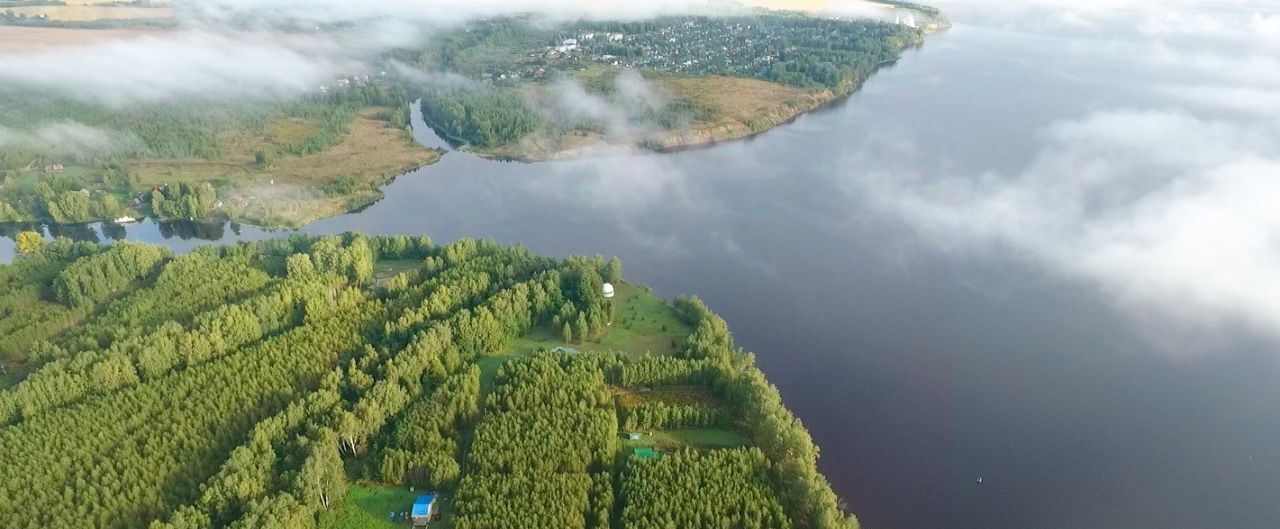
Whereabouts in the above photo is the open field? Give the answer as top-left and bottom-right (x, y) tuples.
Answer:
(623, 428), (752, 450)
(593, 282), (694, 356)
(5, 6), (172, 20)
(486, 282), (692, 363)
(469, 73), (835, 161)
(0, 105), (437, 227)
(475, 282), (694, 395)
(59, 0), (170, 4)
(647, 74), (835, 149)
(614, 385), (720, 408)
(328, 484), (420, 529)
(0, 364), (30, 389)
(127, 107), (440, 227)
(371, 259), (422, 284)
(658, 75), (831, 129)
(744, 0), (897, 13)
(0, 25), (163, 52)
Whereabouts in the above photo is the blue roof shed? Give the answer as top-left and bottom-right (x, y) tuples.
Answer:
(411, 494), (436, 523)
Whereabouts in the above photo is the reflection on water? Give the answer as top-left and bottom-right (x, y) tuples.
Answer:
(3, 9), (1280, 529)
(3, 219), (238, 246)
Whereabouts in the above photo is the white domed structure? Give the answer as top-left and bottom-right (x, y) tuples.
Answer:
(602, 283), (615, 298)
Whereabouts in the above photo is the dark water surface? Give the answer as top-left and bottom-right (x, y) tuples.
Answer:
(3, 8), (1278, 529)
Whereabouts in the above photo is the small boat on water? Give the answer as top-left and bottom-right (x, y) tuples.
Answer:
(113, 216), (138, 225)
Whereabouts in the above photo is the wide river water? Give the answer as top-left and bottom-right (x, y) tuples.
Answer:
(3, 4), (1277, 529)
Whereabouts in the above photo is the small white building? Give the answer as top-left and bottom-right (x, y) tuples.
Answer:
(602, 283), (615, 298)
(555, 38), (579, 53)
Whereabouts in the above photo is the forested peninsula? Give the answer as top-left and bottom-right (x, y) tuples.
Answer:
(412, 8), (948, 161)
(0, 233), (859, 529)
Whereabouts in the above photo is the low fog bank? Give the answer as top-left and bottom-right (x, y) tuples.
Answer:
(543, 69), (682, 141)
(0, 31), (350, 108)
(0, 122), (144, 162)
(175, 0), (745, 27)
(0, 0), (755, 111)
(851, 0), (1280, 354)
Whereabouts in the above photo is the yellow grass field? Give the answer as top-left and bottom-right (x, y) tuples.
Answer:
(743, 0), (897, 13)
(60, 0), (169, 4)
(471, 69), (832, 161)
(643, 74), (835, 151)
(0, 26), (163, 52)
(5, 6), (172, 20)
(657, 75), (832, 127)
(128, 108), (440, 227)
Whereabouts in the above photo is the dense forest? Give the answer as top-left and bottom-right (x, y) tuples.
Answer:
(0, 234), (858, 529)
(418, 85), (541, 148)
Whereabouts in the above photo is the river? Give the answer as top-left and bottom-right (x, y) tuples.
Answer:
(3, 3), (1277, 528)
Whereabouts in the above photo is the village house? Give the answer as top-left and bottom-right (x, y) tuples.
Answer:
(410, 493), (437, 526)
(555, 38), (578, 53)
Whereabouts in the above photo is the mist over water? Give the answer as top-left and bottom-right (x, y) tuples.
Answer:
(4, 2), (1280, 528)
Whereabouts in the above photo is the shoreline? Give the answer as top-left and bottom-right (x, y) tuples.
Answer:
(4, 8), (948, 229)
(454, 21), (947, 164)
(453, 87), (847, 164)
(459, 63), (903, 164)
(0, 150), (443, 232)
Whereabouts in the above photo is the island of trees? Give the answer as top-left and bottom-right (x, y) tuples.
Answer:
(0, 233), (860, 529)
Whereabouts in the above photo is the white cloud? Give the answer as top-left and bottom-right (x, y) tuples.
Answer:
(1156, 84), (1280, 117)
(934, 0), (1277, 37)
(1148, 44), (1280, 88)
(0, 121), (141, 159)
(0, 31), (344, 107)
(0, 0), (747, 107)
(539, 145), (696, 213)
(544, 69), (672, 140)
(1138, 9), (1280, 48)
(177, 0), (744, 26)
(854, 106), (1280, 352)
(844, 0), (1280, 354)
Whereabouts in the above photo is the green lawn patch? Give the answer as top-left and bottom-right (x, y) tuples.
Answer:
(328, 484), (420, 529)
(486, 283), (692, 362)
(0, 362), (31, 389)
(623, 428), (751, 451)
(586, 283), (692, 356)
(373, 259), (421, 279)
(614, 385), (720, 409)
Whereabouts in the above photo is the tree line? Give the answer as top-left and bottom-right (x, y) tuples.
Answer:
(621, 448), (791, 529)
(418, 83), (541, 148)
(453, 354), (618, 529)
